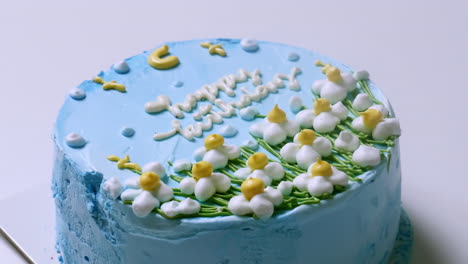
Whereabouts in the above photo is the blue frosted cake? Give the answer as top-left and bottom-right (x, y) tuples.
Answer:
(53, 38), (402, 263)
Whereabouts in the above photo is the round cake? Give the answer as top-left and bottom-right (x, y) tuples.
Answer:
(52, 38), (402, 263)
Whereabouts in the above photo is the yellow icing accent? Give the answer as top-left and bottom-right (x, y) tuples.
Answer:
(123, 163), (142, 172)
(247, 153), (269, 170)
(360, 109), (383, 129)
(200, 42), (227, 57)
(267, 104), (287, 124)
(192, 161), (213, 181)
(325, 67), (343, 83)
(148, 45), (180, 70)
(311, 159), (333, 177)
(297, 129), (317, 146)
(93, 77), (126, 92)
(117, 155), (130, 169)
(314, 98), (332, 115)
(107, 155), (120, 162)
(241, 178), (265, 201)
(204, 134), (225, 151)
(314, 60), (332, 73)
(140, 171), (161, 191)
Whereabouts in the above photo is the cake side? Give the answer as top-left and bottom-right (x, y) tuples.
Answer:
(53, 39), (402, 263)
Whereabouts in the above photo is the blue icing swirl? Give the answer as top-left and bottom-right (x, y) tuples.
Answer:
(288, 52), (300, 62)
(69, 88), (86, 100)
(113, 61), (130, 74)
(121, 127), (135, 137)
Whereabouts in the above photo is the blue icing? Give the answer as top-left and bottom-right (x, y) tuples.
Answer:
(53, 39), (402, 263)
(69, 88), (86, 100)
(121, 127), (135, 137)
(173, 80), (184, 87)
(288, 52), (300, 62)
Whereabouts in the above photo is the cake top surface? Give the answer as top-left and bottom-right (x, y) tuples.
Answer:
(54, 38), (400, 220)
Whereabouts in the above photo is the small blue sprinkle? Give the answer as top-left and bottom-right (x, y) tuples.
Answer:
(173, 81), (184, 87)
(219, 125), (238, 138)
(288, 52), (300, 62)
(69, 88), (86, 100)
(113, 61), (130, 74)
(65, 133), (86, 148)
(121, 127), (135, 137)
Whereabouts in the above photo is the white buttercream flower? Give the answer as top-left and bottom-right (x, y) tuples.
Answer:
(335, 131), (360, 152)
(160, 198), (201, 218)
(179, 161), (231, 202)
(120, 172), (174, 217)
(352, 145), (381, 167)
(234, 152), (284, 186)
(351, 105), (401, 140)
(289, 95), (303, 113)
(193, 134), (241, 169)
(173, 159), (192, 172)
(280, 129), (332, 169)
(250, 104), (300, 145)
(142, 161), (166, 179)
(228, 178), (283, 219)
(293, 160), (348, 196)
(296, 98), (348, 133)
(352, 93), (373, 111)
(102, 177), (124, 200)
(277, 181), (293, 196)
(311, 63), (357, 104)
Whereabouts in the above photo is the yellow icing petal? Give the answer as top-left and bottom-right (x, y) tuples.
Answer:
(140, 171), (161, 191)
(314, 60), (332, 74)
(311, 159), (333, 177)
(360, 109), (383, 129)
(204, 134), (225, 151)
(192, 161), (213, 181)
(123, 163), (142, 172)
(314, 98), (332, 115)
(267, 104), (287, 124)
(297, 129), (317, 145)
(117, 155), (130, 169)
(148, 45), (180, 70)
(241, 178), (265, 201)
(107, 155), (120, 162)
(102, 81), (126, 92)
(325, 67), (343, 83)
(201, 42), (227, 57)
(247, 152), (269, 170)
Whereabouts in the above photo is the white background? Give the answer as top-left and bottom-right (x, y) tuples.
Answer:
(0, 0), (467, 263)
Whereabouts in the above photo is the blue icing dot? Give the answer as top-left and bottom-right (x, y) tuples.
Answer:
(69, 88), (86, 100)
(219, 125), (238, 138)
(113, 61), (130, 74)
(288, 52), (300, 62)
(241, 139), (259, 151)
(121, 127), (135, 137)
(240, 38), (259, 52)
(173, 81), (184, 88)
(66, 133), (86, 148)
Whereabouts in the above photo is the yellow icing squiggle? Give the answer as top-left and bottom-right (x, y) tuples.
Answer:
(200, 42), (227, 57)
(93, 77), (126, 92)
(107, 155), (142, 172)
(148, 45), (180, 70)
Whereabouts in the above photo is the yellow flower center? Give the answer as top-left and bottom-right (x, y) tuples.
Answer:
(311, 159), (333, 177)
(140, 171), (161, 191)
(360, 109), (383, 129)
(241, 178), (265, 200)
(297, 129), (317, 145)
(204, 134), (225, 151)
(314, 98), (332, 115)
(267, 104), (287, 124)
(192, 161), (213, 181)
(247, 152), (269, 170)
(325, 67), (343, 83)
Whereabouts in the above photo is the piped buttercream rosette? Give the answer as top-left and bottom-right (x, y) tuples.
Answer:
(228, 178), (283, 219)
(250, 104), (300, 145)
(179, 161), (231, 202)
(311, 62), (357, 104)
(280, 129), (332, 169)
(296, 98), (348, 133)
(234, 152), (284, 186)
(194, 134), (241, 169)
(293, 160), (348, 196)
(352, 105), (401, 141)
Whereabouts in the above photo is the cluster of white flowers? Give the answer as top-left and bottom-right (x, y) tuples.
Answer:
(250, 105), (300, 145)
(194, 134), (241, 169)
